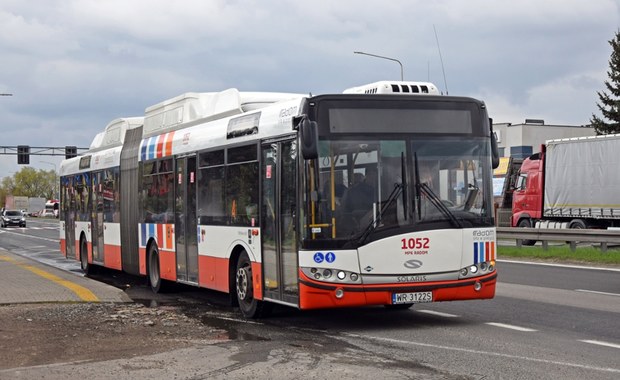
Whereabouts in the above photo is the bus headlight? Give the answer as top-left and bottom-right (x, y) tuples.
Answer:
(302, 268), (361, 284)
(459, 261), (496, 279)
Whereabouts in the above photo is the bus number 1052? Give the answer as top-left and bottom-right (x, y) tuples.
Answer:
(401, 237), (430, 250)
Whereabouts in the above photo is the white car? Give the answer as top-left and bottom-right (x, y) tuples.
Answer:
(40, 210), (56, 218)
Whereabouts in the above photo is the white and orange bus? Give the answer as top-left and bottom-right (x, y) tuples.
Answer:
(59, 80), (500, 318)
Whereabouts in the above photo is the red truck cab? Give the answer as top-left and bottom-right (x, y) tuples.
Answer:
(511, 147), (545, 228)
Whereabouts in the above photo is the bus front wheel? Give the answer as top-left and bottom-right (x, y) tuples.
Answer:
(235, 252), (271, 319)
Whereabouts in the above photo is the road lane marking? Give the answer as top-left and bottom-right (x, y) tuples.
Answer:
(485, 322), (537, 332)
(341, 333), (620, 374)
(0, 255), (99, 302)
(0, 228), (59, 243)
(498, 259), (620, 272)
(417, 309), (459, 318)
(580, 340), (620, 349)
(575, 289), (620, 297)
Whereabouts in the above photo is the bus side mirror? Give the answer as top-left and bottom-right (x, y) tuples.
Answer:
(490, 118), (500, 169)
(298, 116), (318, 160)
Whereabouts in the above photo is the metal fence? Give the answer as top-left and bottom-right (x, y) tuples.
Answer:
(496, 227), (620, 252)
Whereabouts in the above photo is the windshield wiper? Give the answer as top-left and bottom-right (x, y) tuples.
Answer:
(413, 151), (462, 228)
(418, 183), (463, 228)
(401, 152), (408, 221)
(356, 182), (404, 245)
(413, 152), (422, 219)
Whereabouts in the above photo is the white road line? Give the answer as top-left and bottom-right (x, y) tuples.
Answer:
(0, 228), (57, 243)
(417, 309), (459, 318)
(485, 322), (537, 332)
(580, 340), (620, 349)
(340, 333), (620, 374)
(498, 259), (620, 272)
(575, 289), (620, 297)
(201, 312), (263, 325)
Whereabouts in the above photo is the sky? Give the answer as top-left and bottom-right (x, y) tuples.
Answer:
(1, 0), (619, 179)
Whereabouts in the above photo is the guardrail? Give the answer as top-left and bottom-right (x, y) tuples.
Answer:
(496, 227), (620, 252)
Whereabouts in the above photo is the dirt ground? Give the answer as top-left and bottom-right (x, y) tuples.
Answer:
(0, 302), (224, 370)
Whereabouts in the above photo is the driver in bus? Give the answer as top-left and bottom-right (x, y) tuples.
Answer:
(342, 166), (377, 217)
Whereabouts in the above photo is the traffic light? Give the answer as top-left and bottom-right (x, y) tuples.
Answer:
(65, 146), (77, 159)
(17, 145), (29, 164)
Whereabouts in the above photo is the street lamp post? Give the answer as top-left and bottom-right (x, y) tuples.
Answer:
(39, 161), (58, 199)
(354, 51), (404, 81)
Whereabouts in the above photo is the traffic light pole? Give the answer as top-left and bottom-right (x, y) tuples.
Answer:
(0, 145), (88, 164)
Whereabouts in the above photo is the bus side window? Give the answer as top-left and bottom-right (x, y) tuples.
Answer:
(197, 166), (225, 225)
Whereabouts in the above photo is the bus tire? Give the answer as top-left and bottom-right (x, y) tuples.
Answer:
(517, 219), (536, 246)
(384, 303), (414, 310)
(235, 251), (271, 319)
(148, 244), (167, 293)
(79, 236), (97, 276)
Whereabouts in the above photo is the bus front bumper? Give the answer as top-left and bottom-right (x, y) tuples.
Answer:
(298, 270), (497, 310)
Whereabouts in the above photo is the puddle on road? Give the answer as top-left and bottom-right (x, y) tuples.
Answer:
(131, 297), (270, 342)
(198, 313), (270, 342)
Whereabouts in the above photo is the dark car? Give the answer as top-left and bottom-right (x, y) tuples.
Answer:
(1, 210), (26, 228)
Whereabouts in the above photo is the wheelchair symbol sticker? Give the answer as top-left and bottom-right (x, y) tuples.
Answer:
(313, 252), (324, 263)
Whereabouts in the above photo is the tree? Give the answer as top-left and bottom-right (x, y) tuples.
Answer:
(591, 30), (620, 135)
(1, 168), (57, 200)
(0, 176), (16, 207)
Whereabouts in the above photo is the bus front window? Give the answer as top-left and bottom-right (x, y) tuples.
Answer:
(303, 139), (408, 241)
(302, 136), (493, 247)
(412, 138), (491, 224)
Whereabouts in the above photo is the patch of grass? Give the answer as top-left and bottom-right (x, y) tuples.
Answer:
(498, 245), (620, 266)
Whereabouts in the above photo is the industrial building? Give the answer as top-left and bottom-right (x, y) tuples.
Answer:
(493, 119), (595, 159)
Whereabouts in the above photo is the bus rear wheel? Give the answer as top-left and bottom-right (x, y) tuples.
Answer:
(80, 237), (97, 276)
(148, 244), (167, 293)
(235, 252), (271, 319)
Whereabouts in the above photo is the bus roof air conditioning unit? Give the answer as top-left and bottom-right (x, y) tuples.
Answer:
(343, 81), (440, 95)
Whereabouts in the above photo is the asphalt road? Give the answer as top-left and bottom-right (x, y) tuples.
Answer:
(1, 219), (619, 379)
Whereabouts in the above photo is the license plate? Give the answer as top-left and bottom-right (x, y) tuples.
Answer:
(392, 291), (433, 304)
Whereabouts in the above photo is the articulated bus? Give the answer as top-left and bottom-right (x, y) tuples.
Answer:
(59, 80), (500, 318)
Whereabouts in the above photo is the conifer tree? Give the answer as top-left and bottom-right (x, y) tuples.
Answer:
(591, 30), (620, 134)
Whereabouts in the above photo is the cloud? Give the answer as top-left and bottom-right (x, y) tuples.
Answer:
(0, 0), (619, 178)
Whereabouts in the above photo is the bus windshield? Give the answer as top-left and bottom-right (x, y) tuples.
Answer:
(302, 136), (493, 248)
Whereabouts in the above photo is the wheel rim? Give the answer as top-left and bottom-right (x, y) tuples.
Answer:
(236, 266), (252, 301)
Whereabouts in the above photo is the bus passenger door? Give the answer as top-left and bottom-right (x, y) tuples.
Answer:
(64, 176), (76, 259)
(261, 139), (299, 305)
(175, 156), (199, 283)
(91, 171), (104, 264)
